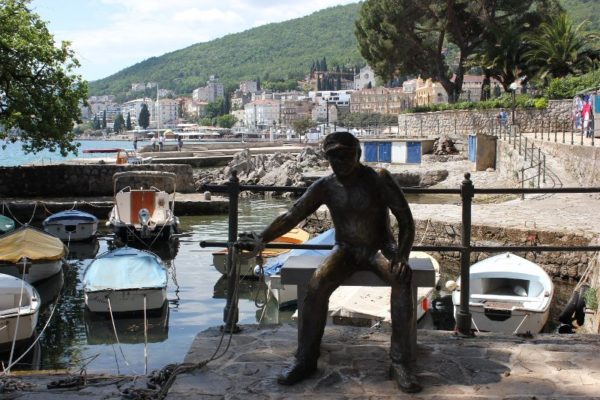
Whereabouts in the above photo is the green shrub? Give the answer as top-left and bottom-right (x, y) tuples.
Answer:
(403, 93), (548, 114)
(545, 70), (600, 99)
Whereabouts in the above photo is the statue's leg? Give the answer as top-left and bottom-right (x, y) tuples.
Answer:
(278, 247), (353, 385)
(371, 254), (422, 393)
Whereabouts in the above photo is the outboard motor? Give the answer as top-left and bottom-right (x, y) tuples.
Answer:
(138, 208), (151, 238)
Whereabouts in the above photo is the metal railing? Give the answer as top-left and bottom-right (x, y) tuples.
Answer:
(200, 171), (600, 336)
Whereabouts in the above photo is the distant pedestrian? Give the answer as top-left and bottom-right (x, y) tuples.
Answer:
(159, 135), (165, 152)
(133, 137), (138, 151)
(498, 110), (508, 127)
(582, 97), (593, 138)
(150, 135), (157, 152)
(177, 136), (183, 151)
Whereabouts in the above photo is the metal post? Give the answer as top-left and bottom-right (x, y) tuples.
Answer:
(536, 120), (539, 139)
(524, 137), (527, 161)
(437, 119), (440, 136)
(521, 168), (525, 200)
(581, 124), (584, 146)
(554, 126), (557, 143)
(518, 131), (522, 155)
(223, 170), (241, 333)
(420, 118), (423, 137)
(562, 121), (566, 144)
(454, 117), (457, 135)
(571, 123), (574, 145)
(530, 142), (534, 167)
(543, 155), (546, 183)
(456, 173), (474, 336)
(537, 157), (541, 187)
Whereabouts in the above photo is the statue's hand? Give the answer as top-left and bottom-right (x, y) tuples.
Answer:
(237, 231), (263, 252)
(391, 258), (411, 281)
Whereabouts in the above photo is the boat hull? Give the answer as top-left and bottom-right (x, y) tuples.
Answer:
(452, 303), (549, 334)
(44, 221), (98, 241)
(0, 274), (41, 348)
(0, 260), (63, 284)
(84, 288), (167, 313)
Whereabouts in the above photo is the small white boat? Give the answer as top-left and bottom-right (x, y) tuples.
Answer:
(212, 227), (310, 277)
(264, 229), (441, 323)
(0, 226), (66, 283)
(43, 210), (99, 241)
(107, 171), (180, 243)
(82, 246), (168, 314)
(0, 273), (41, 349)
(450, 252), (554, 334)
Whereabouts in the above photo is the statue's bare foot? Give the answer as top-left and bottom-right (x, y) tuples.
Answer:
(277, 361), (317, 385)
(389, 363), (422, 393)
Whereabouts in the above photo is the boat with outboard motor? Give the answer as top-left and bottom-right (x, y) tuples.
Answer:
(107, 171), (180, 243)
(0, 273), (41, 350)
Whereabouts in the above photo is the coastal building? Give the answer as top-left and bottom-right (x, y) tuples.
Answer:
(192, 75), (225, 103)
(281, 99), (313, 127)
(87, 95), (117, 119)
(415, 77), (448, 106)
(239, 80), (259, 94)
(120, 98), (153, 126)
(152, 98), (180, 128)
(311, 102), (338, 124)
(354, 65), (377, 90)
(459, 74), (502, 102)
(244, 99), (281, 130)
(231, 90), (252, 110)
(350, 87), (413, 115)
(308, 90), (353, 108)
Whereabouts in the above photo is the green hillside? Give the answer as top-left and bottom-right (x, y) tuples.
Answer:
(88, 0), (598, 99)
(88, 3), (363, 99)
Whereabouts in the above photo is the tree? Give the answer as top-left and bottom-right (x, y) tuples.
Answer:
(102, 110), (107, 129)
(92, 115), (100, 130)
(355, 0), (548, 103)
(291, 117), (316, 137)
(525, 12), (600, 81)
(0, 0), (88, 155)
(138, 103), (150, 129)
(113, 113), (125, 133)
(217, 114), (237, 128)
(205, 99), (224, 118)
(126, 113), (132, 130)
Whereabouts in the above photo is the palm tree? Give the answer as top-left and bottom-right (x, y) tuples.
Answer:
(524, 13), (599, 81)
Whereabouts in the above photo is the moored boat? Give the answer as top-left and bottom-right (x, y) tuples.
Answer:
(264, 228), (441, 322)
(0, 273), (41, 350)
(449, 252), (554, 334)
(107, 171), (180, 243)
(0, 215), (15, 235)
(212, 227), (310, 277)
(82, 246), (168, 314)
(43, 210), (99, 241)
(0, 226), (66, 283)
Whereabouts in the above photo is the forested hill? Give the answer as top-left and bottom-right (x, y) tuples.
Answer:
(88, 0), (598, 99)
(88, 3), (363, 99)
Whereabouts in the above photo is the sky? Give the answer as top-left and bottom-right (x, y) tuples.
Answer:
(30, 0), (359, 82)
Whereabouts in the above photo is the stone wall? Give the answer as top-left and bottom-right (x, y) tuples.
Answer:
(397, 100), (572, 136)
(0, 164), (196, 197)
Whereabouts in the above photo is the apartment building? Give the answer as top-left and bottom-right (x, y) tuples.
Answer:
(350, 87), (413, 114)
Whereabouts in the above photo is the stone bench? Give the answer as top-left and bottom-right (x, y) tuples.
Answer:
(281, 254), (436, 358)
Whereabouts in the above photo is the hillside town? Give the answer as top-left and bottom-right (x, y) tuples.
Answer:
(82, 66), (506, 138)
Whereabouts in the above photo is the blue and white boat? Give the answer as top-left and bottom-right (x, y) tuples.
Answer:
(43, 210), (99, 241)
(82, 247), (168, 314)
(0, 215), (15, 235)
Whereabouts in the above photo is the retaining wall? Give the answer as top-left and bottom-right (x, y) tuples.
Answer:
(0, 164), (196, 197)
(397, 100), (572, 136)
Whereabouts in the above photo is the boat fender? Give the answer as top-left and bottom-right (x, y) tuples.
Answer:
(575, 285), (590, 326)
(558, 291), (579, 326)
(445, 280), (458, 291)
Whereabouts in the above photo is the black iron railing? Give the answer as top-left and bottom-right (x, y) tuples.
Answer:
(200, 170), (600, 336)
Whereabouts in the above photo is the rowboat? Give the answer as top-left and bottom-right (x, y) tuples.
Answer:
(107, 171), (180, 243)
(212, 227), (310, 277)
(449, 252), (554, 334)
(264, 229), (441, 323)
(0, 215), (15, 235)
(0, 226), (66, 283)
(43, 210), (99, 241)
(82, 246), (168, 314)
(0, 273), (41, 349)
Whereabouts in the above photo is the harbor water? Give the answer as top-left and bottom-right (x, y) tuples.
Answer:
(1, 198), (294, 374)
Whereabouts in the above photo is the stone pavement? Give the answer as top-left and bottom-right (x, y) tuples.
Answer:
(163, 323), (600, 399)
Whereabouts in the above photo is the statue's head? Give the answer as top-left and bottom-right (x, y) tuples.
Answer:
(323, 132), (361, 178)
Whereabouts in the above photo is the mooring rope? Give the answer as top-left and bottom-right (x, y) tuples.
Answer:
(107, 297), (131, 369)
(144, 295), (148, 376)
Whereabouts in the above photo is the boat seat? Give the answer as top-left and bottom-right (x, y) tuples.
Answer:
(281, 254), (436, 362)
